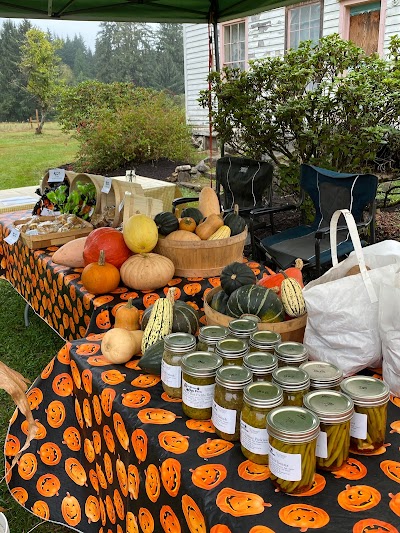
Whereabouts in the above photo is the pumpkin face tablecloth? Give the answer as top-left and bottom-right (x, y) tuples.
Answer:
(5, 314), (400, 533)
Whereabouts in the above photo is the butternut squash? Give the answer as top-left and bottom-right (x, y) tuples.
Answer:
(195, 213), (224, 240)
(101, 328), (143, 364)
(51, 236), (87, 268)
(114, 298), (140, 331)
(198, 187), (221, 218)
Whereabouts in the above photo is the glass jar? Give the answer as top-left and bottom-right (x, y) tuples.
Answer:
(212, 365), (252, 441)
(274, 341), (308, 367)
(249, 330), (281, 354)
(240, 314), (261, 324)
(303, 390), (354, 471)
(243, 352), (278, 382)
(161, 332), (197, 399)
(300, 361), (343, 391)
(240, 382), (283, 464)
(181, 352), (223, 420)
(197, 325), (229, 353)
(215, 338), (249, 366)
(228, 318), (258, 342)
(267, 406), (320, 494)
(272, 366), (310, 407)
(340, 376), (390, 454)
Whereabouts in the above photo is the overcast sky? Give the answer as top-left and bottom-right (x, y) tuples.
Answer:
(0, 18), (101, 50)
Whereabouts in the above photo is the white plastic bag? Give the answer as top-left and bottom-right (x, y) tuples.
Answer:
(303, 209), (400, 377)
(380, 275), (400, 396)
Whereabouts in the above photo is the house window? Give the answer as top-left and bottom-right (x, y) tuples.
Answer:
(221, 20), (247, 70)
(287, 2), (321, 50)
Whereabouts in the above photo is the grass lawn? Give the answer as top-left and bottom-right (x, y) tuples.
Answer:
(0, 122), (78, 190)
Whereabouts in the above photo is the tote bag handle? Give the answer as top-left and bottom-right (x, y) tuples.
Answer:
(330, 209), (377, 303)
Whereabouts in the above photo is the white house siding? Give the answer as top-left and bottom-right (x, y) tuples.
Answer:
(384, 3), (400, 55)
(247, 9), (286, 60)
(322, 0), (340, 36)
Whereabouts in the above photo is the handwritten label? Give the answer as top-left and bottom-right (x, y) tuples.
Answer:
(101, 177), (112, 193)
(48, 168), (66, 183)
(182, 380), (215, 409)
(4, 228), (20, 244)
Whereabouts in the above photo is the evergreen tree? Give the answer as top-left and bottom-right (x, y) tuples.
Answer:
(151, 23), (184, 94)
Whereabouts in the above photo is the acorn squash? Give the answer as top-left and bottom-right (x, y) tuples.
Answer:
(154, 211), (179, 236)
(210, 290), (230, 315)
(181, 207), (203, 225)
(141, 300), (199, 336)
(223, 206), (246, 236)
(220, 262), (256, 295)
(227, 284), (284, 323)
(139, 339), (164, 375)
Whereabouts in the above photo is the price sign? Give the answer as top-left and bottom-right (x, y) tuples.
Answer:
(102, 177), (112, 193)
(4, 228), (20, 245)
(48, 168), (66, 183)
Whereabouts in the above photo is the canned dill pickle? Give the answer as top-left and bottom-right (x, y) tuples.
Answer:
(340, 376), (390, 454)
(249, 330), (281, 354)
(300, 361), (343, 391)
(197, 325), (229, 353)
(228, 318), (258, 342)
(243, 352), (278, 382)
(303, 390), (354, 471)
(216, 337), (249, 366)
(272, 366), (310, 406)
(275, 341), (308, 367)
(267, 406), (320, 494)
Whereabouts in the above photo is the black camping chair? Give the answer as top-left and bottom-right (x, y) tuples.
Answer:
(251, 164), (378, 278)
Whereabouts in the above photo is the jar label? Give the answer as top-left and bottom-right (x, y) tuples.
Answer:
(212, 400), (237, 434)
(240, 419), (269, 455)
(269, 445), (302, 481)
(316, 430), (328, 459)
(182, 380), (215, 409)
(350, 412), (367, 439)
(161, 360), (182, 388)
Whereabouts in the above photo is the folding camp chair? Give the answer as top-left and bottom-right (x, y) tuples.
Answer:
(251, 164), (378, 277)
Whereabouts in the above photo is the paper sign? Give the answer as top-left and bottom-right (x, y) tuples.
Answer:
(4, 228), (20, 244)
(48, 168), (66, 183)
(102, 177), (112, 193)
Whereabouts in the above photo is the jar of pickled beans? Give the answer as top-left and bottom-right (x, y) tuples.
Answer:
(243, 352), (278, 382)
(272, 366), (310, 407)
(267, 406), (320, 494)
(196, 325), (229, 353)
(215, 337), (249, 366)
(340, 376), (390, 454)
(161, 332), (197, 399)
(300, 361), (343, 391)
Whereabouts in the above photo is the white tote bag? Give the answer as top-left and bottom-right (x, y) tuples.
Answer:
(380, 275), (400, 396)
(303, 209), (400, 377)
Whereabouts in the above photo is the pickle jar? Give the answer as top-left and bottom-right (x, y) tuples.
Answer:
(243, 352), (278, 382)
(272, 366), (310, 406)
(300, 361), (343, 391)
(181, 351), (223, 420)
(340, 376), (390, 454)
(215, 338), (249, 366)
(161, 332), (197, 399)
(274, 341), (308, 367)
(267, 406), (320, 494)
(249, 330), (282, 354)
(212, 365), (252, 441)
(303, 390), (354, 471)
(228, 318), (258, 342)
(240, 382), (283, 464)
(197, 325), (229, 353)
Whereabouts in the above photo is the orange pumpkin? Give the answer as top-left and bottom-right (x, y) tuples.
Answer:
(160, 505), (181, 533)
(70, 360), (82, 389)
(113, 412), (130, 450)
(158, 431), (189, 454)
(92, 395), (103, 425)
(92, 430), (102, 455)
(62, 492), (82, 527)
(84, 438), (96, 463)
(116, 457), (129, 497)
(113, 488), (125, 521)
(11, 486), (28, 505)
(390, 421), (400, 434)
(190, 464), (227, 490)
(389, 492), (400, 517)
(237, 460), (270, 482)
(41, 359), (55, 379)
(132, 428), (148, 463)
(183, 282), (202, 296)
(380, 460), (400, 483)
(65, 457), (87, 486)
(4, 434), (20, 457)
(52, 373), (74, 396)
(161, 391), (183, 403)
(96, 463), (108, 490)
(131, 374), (161, 388)
(182, 494), (206, 532)
(105, 494), (116, 524)
(216, 488), (271, 517)
(186, 419), (215, 433)
(179, 216), (196, 232)
(89, 469), (99, 493)
(122, 390), (151, 409)
(46, 400), (66, 428)
(18, 453), (37, 480)
(21, 420), (46, 440)
(145, 464), (161, 503)
(81, 250), (121, 294)
(101, 369), (126, 385)
(353, 518), (399, 533)
(63, 427), (81, 451)
(128, 464), (140, 501)
(38, 442), (62, 465)
(137, 408), (180, 425)
(101, 388), (116, 417)
(138, 507), (154, 533)
(85, 495), (101, 524)
(36, 473), (61, 497)
(103, 425), (116, 453)
(279, 504), (330, 530)
(337, 484), (381, 512)
(333, 458), (367, 480)
(197, 438), (234, 459)
(27, 387), (44, 410)
(82, 369), (93, 394)
(32, 500), (50, 520)
(114, 298), (140, 331)
(76, 342), (100, 356)
(126, 510), (139, 533)
(96, 309), (112, 330)
(160, 458), (181, 497)
(83, 398), (93, 427)
(75, 398), (84, 428)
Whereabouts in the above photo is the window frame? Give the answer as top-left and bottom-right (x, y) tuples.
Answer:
(219, 17), (248, 71)
(285, 0), (323, 51)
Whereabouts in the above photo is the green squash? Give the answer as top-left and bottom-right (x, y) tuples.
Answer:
(180, 207), (204, 225)
(227, 284), (284, 323)
(223, 211), (246, 236)
(141, 300), (199, 335)
(139, 339), (164, 375)
(220, 261), (256, 295)
(210, 290), (230, 314)
(154, 211), (179, 236)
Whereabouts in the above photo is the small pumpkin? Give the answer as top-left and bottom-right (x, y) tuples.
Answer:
(81, 250), (120, 295)
(123, 213), (159, 253)
(223, 204), (246, 236)
(179, 216), (196, 232)
(120, 253), (175, 291)
(114, 298), (140, 331)
(154, 211), (179, 235)
(181, 206), (204, 225)
(220, 261), (256, 295)
(101, 328), (143, 364)
(83, 227), (131, 269)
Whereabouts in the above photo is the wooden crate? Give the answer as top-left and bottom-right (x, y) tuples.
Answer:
(14, 216), (93, 250)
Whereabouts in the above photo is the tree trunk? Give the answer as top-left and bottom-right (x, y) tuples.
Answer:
(35, 110), (46, 134)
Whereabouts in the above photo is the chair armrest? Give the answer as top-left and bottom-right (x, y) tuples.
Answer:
(249, 203), (298, 217)
(315, 220), (372, 240)
(172, 196), (200, 210)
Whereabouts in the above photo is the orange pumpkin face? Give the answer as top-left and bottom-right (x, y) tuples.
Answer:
(103, 425), (116, 453)
(92, 395), (103, 425)
(101, 388), (116, 417)
(128, 464), (140, 501)
(190, 464), (227, 490)
(87, 355), (112, 366)
(65, 457), (87, 486)
(27, 387), (44, 410)
(186, 419), (215, 433)
(70, 360), (82, 389)
(132, 428), (148, 463)
(76, 342), (100, 356)
(160, 458), (181, 497)
(63, 427), (81, 451)
(89, 469), (99, 493)
(389, 492), (400, 517)
(32, 500), (50, 520)
(18, 453), (38, 480)
(38, 442), (62, 465)
(290, 474), (326, 497)
(161, 391), (183, 403)
(126, 510), (139, 533)
(380, 460), (400, 483)
(113, 412), (130, 450)
(113, 488), (125, 521)
(101, 369), (126, 385)
(85, 495), (101, 524)
(103, 452), (114, 484)
(160, 505), (180, 533)
(337, 484), (381, 512)
(62, 492), (82, 526)
(96, 463), (108, 490)
(131, 374), (161, 388)
(216, 488), (271, 517)
(183, 282), (202, 296)
(279, 504), (330, 530)
(390, 420), (400, 434)
(84, 438), (96, 463)
(46, 400), (66, 428)
(197, 438), (234, 459)
(237, 460), (270, 482)
(138, 507), (154, 533)
(145, 464), (161, 503)
(143, 293), (159, 308)
(11, 486), (29, 505)
(105, 494), (116, 524)
(57, 344), (71, 364)
(353, 518), (399, 533)
(96, 309), (112, 330)
(182, 494), (206, 532)
(138, 408), (180, 425)
(4, 434), (20, 456)
(21, 419), (47, 440)
(116, 457), (129, 497)
(122, 390), (151, 408)
(52, 373), (74, 396)
(36, 473), (61, 497)
(41, 359), (55, 379)
(82, 369), (93, 394)
(83, 398), (93, 427)
(92, 431), (102, 455)
(75, 398), (84, 428)
(158, 431), (189, 454)
(333, 458), (367, 480)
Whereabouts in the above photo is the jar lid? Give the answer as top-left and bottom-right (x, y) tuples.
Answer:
(228, 318), (258, 336)
(250, 330), (281, 347)
(181, 352), (223, 377)
(215, 365), (252, 389)
(267, 406), (320, 443)
(216, 338), (249, 359)
(340, 376), (390, 406)
(274, 341), (308, 362)
(198, 325), (229, 343)
(244, 382), (283, 408)
(300, 361), (343, 388)
(240, 313), (261, 323)
(243, 352), (278, 374)
(164, 332), (197, 351)
(272, 366), (310, 391)
(303, 390), (354, 423)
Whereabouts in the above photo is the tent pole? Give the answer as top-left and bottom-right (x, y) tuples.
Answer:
(212, 19), (224, 157)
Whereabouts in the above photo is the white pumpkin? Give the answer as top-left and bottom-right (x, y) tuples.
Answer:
(120, 253), (175, 291)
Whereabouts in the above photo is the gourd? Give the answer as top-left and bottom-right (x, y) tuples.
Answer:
(123, 213), (159, 253)
(114, 298), (140, 331)
(81, 250), (120, 294)
(220, 262), (256, 295)
(198, 187), (221, 218)
(208, 225), (231, 240)
(179, 217), (196, 232)
(223, 205), (246, 236)
(257, 258), (304, 295)
(101, 328), (143, 364)
(280, 276), (306, 317)
(227, 284), (284, 323)
(52, 236), (87, 268)
(141, 300), (199, 336)
(165, 230), (201, 241)
(210, 290), (230, 314)
(154, 212), (179, 236)
(195, 213), (224, 240)
(83, 227), (131, 269)
(139, 339), (164, 375)
(141, 288), (176, 354)
(181, 207), (203, 225)
(120, 253), (175, 291)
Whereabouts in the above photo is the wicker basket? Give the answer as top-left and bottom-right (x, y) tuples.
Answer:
(154, 229), (248, 277)
(204, 286), (307, 342)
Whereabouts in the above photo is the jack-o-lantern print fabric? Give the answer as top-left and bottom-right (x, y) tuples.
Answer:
(5, 321), (400, 533)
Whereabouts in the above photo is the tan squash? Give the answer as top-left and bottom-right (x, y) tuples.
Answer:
(51, 237), (87, 268)
(198, 187), (221, 218)
(165, 230), (201, 241)
(101, 328), (143, 364)
(195, 213), (224, 240)
(120, 253), (175, 291)
(114, 298), (140, 331)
